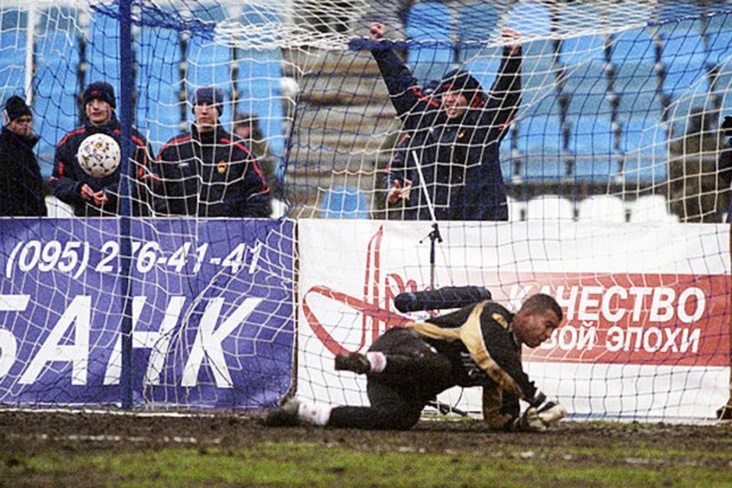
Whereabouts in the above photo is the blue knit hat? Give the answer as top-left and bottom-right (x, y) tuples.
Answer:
(83, 81), (116, 109)
(192, 86), (225, 115)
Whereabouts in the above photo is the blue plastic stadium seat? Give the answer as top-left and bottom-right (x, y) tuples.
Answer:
(406, 2), (454, 84)
(614, 70), (663, 120)
(186, 34), (231, 113)
(562, 63), (612, 117)
(86, 10), (120, 95)
(321, 187), (370, 219)
(557, 2), (604, 59)
(658, 19), (708, 97)
(521, 53), (561, 118)
(0, 30), (26, 102)
(185, 5), (231, 124)
(559, 34), (604, 67)
(514, 115), (565, 180)
(33, 9), (79, 176)
(235, 49), (286, 159)
(714, 58), (732, 113)
(136, 26), (182, 150)
(707, 14), (732, 66)
(34, 34), (79, 174)
(233, 5), (287, 167)
(620, 117), (667, 182)
(457, 2), (500, 79)
(457, 2), (500, 44)
(506, 1), (551, 37)
(610, 27), (655, 63)
(568, 117), (617, 180)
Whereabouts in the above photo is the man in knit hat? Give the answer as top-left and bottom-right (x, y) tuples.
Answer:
(371, 23), (522, 221)
(0, 95), (47, 216)
(51, 80), (154, 217)
(153, 85), (271, 217)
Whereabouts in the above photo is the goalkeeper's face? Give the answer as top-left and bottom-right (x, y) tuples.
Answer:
(513, 308), (561, 348)
(441, 89), (470, 119)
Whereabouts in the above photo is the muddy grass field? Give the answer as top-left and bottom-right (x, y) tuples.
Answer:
(2, 410), (731, 486)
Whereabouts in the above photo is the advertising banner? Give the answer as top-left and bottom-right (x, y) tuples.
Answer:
(297, 219), (731, 420)
(0, 218), (295, 410)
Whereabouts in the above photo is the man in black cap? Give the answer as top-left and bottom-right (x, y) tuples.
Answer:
(0, 95), (47, 216)
(51, 80), (154, 217)
(370, 22), (522, 221)
(153, 86), (271, 217)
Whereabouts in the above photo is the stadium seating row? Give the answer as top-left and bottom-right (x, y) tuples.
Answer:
(0, 5), (287, 180)
(507, 194), (679, 223)
(407, 1), (732, 185)
(317, 187), (679, 224)
(2, 3), (730, 191)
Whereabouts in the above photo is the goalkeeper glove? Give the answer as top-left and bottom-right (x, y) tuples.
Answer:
(514, 399), (567, 432)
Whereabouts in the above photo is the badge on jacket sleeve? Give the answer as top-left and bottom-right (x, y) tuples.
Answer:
(492, 313), (509, 330)
(217, 160), (227, 173)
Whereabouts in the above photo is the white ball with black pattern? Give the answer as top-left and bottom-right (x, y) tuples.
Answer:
(77, 133), (120, 178)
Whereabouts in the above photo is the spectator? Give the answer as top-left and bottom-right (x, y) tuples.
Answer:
(233, 111), (281, 198)
(51, 81), (154, 217)
(667, 107), (727, 223)
(153, 86), (271, 217)
(264, 293), (566, 431)
(0, 95), (47, 216)
(370, 22), (522, 221)
(722, 116), (732, 223)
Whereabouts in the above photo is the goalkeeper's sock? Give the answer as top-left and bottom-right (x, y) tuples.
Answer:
(298, 401), (332, 427)
(366, 352), (387, 373)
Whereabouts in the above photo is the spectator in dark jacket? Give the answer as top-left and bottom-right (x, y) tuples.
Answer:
(154, 86), (271, 218)
(233, 111), (281, 198)
(721, 116), (732, 223)
(371, 23), (522, 221)
(0, 95), (47, 216)
(51, 81), (154, 217)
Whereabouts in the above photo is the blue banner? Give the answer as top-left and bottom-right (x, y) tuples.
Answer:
(0, 218), (295, 410)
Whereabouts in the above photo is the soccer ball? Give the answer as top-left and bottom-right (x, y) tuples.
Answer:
(77, 133), (121, 178)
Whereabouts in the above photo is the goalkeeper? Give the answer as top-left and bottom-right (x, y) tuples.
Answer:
(370, 22), (522, 221)
(264, 293), (567, 432)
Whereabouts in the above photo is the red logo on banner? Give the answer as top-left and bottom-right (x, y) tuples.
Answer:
(303, 226), (731, 367)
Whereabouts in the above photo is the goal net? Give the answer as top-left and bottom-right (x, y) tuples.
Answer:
(0, 0), (730, 421)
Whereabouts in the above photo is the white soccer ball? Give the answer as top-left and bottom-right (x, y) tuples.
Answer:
(77, 133), (121, 178)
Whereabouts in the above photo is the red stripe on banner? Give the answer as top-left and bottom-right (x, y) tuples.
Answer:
(491, 272), (730, 367)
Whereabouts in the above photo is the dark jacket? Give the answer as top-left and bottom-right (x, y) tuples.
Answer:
(0, 127), (47, 216)
(375, 44), (521, 221)
(722, 136), (732, 223)
(51, 116), (154, 217)
(409, 300), (540, 428)
(153, 125), (271, 218)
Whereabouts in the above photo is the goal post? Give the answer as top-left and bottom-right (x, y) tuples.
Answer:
(0, 0), (730, 421)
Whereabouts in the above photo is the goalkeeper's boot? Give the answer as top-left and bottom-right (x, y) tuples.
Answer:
(262, 398), (301, 427)
(334, 353), (371, 375)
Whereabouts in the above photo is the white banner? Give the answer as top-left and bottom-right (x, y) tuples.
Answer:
(297, 219), (731, 421)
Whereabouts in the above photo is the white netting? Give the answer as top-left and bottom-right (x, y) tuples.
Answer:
(0, 0), (730, 421)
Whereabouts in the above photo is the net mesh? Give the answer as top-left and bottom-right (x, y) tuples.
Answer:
(0, 0), (730, 420)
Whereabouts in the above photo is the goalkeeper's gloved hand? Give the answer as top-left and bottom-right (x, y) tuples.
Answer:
(514, 398), (567, 432)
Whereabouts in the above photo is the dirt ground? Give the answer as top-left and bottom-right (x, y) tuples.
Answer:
(2, 410), (731, 488)
(2, 409), (731, 457)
